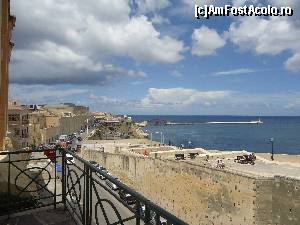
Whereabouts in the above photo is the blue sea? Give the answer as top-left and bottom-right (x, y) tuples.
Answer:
(131, 115), (300, 155)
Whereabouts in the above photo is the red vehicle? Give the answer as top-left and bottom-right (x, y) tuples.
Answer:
(44, 149), (56, 162)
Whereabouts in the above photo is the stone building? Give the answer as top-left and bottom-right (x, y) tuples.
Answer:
(7, 101), (29, 149)
(25, 103), (93, 146)
(0, 0), (15, 150)
(43, 103), (89, 117)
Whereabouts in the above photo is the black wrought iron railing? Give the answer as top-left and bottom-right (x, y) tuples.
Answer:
(0, 148), (61, 216)
(0, 148), (188, 225)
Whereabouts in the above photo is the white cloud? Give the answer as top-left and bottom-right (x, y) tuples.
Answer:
(227, 17), (300, 55)
(232, 0), (259, 7)
(136, 0), (171, 13)
(183, 0), (230, 7)
(11, 41), (146, 85)
(89, 94), (134, 107)
(139, 88), (300, 115)
(10, 0), (185, 85)
(226, 16), (300, 72)
(215, 68), (256, 76)
(141, 88), (231, 107)
(285, 52), (300, 72)
(170, 70), (183, 78)
(268, 0), (300, 11)
(10, 84), (89, 104)
(83, 15), (185, 63)
(191, 26), (226, 56)
(151, 14), (170, 24)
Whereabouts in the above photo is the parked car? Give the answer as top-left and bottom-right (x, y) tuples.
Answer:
(133, 203), (146, 219)
(77, 137), (82, 141)
(118, 189), (136, 205)
(66, 153), (75, 165)
(97, 167), (108, 180)
(105, 175), (119, 190)
(59, 134), (68, 142)
(149, 211), (168, 225)
(234, 153), (256, 165)
(175, 154), (185, 160)
(89, 160), (99, 167)
(89, 161), (108, 180)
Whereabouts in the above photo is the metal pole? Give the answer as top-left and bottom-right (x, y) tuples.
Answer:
(86, 119), (89, 135)
(271, 141), (274, 161)
(61, 148), (66, 208)
(54, 149), (57, 209)
(84, 163), (91, 225)
(135, 201), (141, 225)
(7, 154), (11, 218)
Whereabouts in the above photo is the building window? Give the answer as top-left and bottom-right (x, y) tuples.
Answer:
(14, 129), (20, 136)
(8, 114), (20, 121)
(22, 115), (29, 124)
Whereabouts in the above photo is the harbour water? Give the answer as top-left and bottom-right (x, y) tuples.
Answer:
(131, 115), (300, 155)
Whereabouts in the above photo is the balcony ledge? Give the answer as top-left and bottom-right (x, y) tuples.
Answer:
(0, 206), (75, 225)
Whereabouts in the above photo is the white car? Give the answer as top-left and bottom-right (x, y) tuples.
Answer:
(105, 174), (119, 190)
(66, 153), (75, 165)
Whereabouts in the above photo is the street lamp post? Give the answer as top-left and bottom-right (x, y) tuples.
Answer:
(150, 132), (153, 146)
(269, 138), (274, 161)
(145, 130), (153, 146)
(86, 119), (89, 135)
(155, 131), (164, 144)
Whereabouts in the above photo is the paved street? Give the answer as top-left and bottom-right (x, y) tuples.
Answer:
(226, 158), (300, 179)
(66, 163), (140, 225)
(28, 129), (145, 225)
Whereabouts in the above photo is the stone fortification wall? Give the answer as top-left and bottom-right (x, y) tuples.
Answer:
(253, 176), (300, 225)
(83, 150), (257, 225)
(83, 150), (300, 225)
(60, 115), (90, 135)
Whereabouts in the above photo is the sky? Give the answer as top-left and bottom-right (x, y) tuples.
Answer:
(9, 0), (300, 115)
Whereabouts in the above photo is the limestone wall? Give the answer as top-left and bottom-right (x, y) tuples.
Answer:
(42, 126), (60, 143)
(275, 176), (300, 225)
(83, 150), (256, 224)
(60, 115), (90, 135)
(83, 150), (300, 225)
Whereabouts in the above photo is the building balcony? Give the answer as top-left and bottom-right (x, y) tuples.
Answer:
(0, 149), (187, 225)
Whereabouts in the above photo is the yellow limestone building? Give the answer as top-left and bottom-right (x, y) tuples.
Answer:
(0, 0), (15, 150)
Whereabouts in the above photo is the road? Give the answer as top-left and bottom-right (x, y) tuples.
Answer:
(66, 162), (141, 225)
(30, 130), (146, 225)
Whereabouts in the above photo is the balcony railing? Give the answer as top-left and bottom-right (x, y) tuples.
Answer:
(0, 149), (61, 216)
(0, 148), (188, 225)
